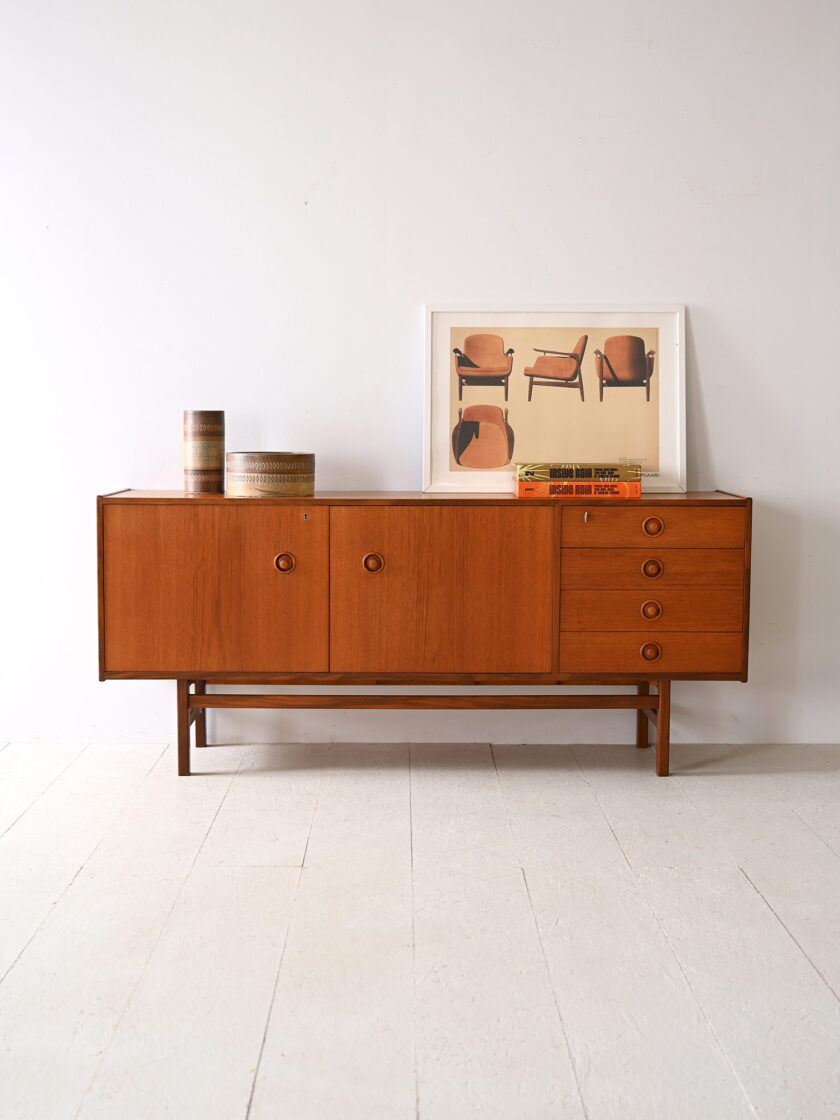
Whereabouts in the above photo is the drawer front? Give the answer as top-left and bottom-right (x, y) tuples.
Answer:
(561, 548), (745, 590)
(561, 505), (745, 548)
(560, 590), (743, 632)
(558, 632), (743, 674)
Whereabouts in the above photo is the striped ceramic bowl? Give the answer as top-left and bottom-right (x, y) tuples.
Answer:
(225, 452), (315, 497)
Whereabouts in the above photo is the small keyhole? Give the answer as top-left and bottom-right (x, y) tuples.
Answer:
(303, 513), (308, 520)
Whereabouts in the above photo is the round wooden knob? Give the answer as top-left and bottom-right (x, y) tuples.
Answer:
(641, 558), (663, 579)
(642, 516), (664, 537)
(362, 552), (384, 573)
(640, 642), (662, 662)
(640, 599), (663, 621)
(274, 552), (296, 572)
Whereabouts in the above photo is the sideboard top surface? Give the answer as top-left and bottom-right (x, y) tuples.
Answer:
(100, 489), (748, 506)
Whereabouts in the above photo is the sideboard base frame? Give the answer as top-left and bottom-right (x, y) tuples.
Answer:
(176, 679), (672, 777)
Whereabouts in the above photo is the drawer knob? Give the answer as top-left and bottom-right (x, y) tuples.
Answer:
(362, 552), (385, 574)
(274, 552), (296, 573)
(641, 558), (664, 579)
(643, 516), (665, 537)
(640, 599), (663, 621)
(640, 642), (662, 662)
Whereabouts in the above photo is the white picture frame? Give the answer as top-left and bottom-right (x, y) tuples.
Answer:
(424, 305), (686, 493)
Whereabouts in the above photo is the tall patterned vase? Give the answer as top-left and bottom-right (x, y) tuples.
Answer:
(183, 410), (225, 493)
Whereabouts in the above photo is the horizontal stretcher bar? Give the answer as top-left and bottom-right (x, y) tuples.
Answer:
(188, 693), (661, 711)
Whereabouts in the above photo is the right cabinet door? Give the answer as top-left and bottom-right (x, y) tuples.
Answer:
(329, 505), (555, 673)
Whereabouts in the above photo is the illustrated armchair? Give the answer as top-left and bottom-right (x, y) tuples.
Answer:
(593, 336), (655, 402)
(451, 404), (514, 468)
(523, 335), (588, 402)
(452, 334), (514, 401)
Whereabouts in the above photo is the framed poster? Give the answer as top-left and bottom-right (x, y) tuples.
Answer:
(424, 305), (685, 492)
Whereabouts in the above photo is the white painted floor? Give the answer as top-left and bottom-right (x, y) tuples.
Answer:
(1, 739), (839, 1119)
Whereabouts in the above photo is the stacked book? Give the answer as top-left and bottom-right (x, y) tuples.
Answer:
(515, 462), (642, 498)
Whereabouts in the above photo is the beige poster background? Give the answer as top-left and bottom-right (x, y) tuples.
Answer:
(450, 326), (659, 471)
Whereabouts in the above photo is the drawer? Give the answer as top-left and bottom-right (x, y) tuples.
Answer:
(558, 632), (743, 674)
(561, 505), (745, 548)
(561, 548), (745, 590)
(560, 590), (743, 632)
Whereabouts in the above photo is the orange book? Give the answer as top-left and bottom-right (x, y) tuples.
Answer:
(515, 480), (642, 498)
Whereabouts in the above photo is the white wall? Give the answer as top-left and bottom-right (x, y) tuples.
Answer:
(1, 0), (838, 746)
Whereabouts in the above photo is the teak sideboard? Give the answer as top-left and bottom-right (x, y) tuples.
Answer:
(97, 490), (752, 777)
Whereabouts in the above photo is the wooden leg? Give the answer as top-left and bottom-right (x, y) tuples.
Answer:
(504, 377), (508, 402)
(177, 679), (191, 776)
(579, 376), (584, 402)
(636, 681), (650, 748)
(655, 679), (671, 777)
(194, 680), (207, 748)
(528, 377), (533, 402)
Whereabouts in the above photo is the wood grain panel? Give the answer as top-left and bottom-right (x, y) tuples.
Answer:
(330, 506), (554, 673)
(102, 489), (744, 503)
(560, 548), (745, 590)
(741, 497), (753, 681)
(188, 693), (658, 710)
(103, 505), (328, 672)
(558, 632), (743, 675)
(561, 506), (745, 548)
(560, 590), (744, 632)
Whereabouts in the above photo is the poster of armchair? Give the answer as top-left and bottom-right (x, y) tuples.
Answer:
(451, 405), (514, 468)
(453, 334), (514, 401)
(425, 306), (685, 493)
(594, 336), (656, 401)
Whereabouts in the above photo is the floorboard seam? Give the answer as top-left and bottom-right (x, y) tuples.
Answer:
(0, 742), (90, 841)
(0, 744), (165, 991)
(729, 745), (840, 863)
(243, 767), (321, 1119)
(780, 800), (840, 861)
(808, 743), (840, 765)
(739, 867), (840, 1005)
(72, 747), (242, 1120)
(569, 745), (760, 1120)
(490, 744), (590, 1120)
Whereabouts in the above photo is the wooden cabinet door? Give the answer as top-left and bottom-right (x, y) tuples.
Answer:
(329, 506), (555, 673)
(104, 504), (328, 673)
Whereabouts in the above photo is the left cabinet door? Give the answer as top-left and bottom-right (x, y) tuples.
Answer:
(102, 504), (329, 673)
